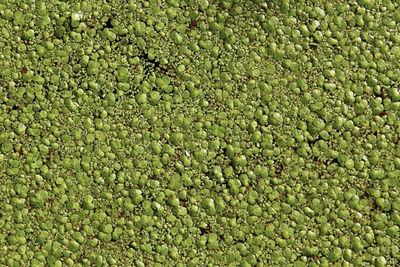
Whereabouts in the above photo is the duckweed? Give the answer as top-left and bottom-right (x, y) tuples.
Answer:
(1, 0), (400, 266)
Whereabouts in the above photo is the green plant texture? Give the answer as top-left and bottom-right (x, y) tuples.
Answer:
(1, 0), (400, 266)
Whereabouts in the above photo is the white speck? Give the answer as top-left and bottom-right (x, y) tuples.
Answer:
(71, 12), (83, 21)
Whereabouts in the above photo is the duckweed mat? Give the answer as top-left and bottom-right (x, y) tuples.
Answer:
(1, 0), (400, 266)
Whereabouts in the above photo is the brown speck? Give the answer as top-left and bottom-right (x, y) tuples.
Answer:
(379, 111), (388, 117)
(190, 19), (198, 28)
(83, 26), (92, 32)
(187, 19), (198, 32)
(21, 67), (27, 74)
(372, 199), (377, 210)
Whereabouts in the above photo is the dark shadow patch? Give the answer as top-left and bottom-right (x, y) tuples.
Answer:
(104, 17), (113, 29)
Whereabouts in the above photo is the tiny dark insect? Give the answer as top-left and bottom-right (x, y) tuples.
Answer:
(21, 67), (27, 74)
